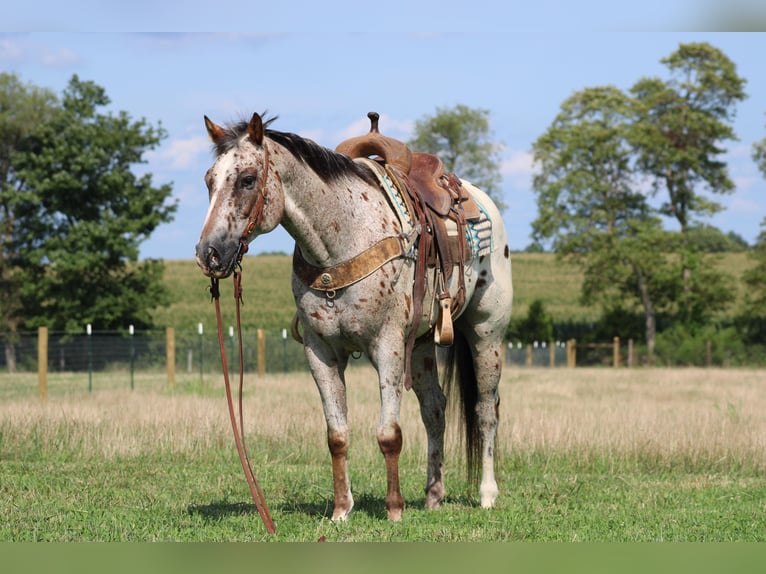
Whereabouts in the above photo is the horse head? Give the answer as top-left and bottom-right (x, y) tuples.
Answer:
(195, 113), (284, 278)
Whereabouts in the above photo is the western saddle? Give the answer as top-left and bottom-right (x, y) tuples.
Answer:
(336, 112), (482, 350)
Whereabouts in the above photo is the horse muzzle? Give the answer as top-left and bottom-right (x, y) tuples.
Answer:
(195, 239), (240, 278)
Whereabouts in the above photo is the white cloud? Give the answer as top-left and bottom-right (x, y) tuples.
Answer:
(500, 150), (536, 191)
(149, 135), (210, 170)
(0, 37), (25, 62)
(40, 46), (81, 67)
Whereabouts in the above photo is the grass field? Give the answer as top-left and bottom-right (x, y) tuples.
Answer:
(152, 252), (757, 333)
(2, 366), (765, 542)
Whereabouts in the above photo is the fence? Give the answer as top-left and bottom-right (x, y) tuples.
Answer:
(4, 328), (754, 398)
(4, 326), (312, 398)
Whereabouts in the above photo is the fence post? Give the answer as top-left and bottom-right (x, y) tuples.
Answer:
(166, 327), (175, 387)
(257, 329), (266, 376)
(198, 323), (204, 383)
(86, 324), (93, 392)
(628, 338), (634, 368)
(549, 341), (555, 368)
(613, 336), (620, 368)
(38, 326), (48, 402)
(525, 344), (532, 368)
(129, 324), (135, 391)
(566, 339), (576, 368)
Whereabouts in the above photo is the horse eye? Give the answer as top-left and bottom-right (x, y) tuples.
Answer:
(241, 174), (256, 190)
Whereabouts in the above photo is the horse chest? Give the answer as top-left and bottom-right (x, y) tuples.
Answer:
(293, 267), (412, 344)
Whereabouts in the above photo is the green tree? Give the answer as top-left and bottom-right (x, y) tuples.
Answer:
(755, 114), (766, 175)
(507, 299), (553, 344)
(630, 42), (747, 321)
(408, 104), (505, 210)
(1, 73), (58, 371)
(531, 85), (670, 359)
(743, 121), (766, 326)
(687, 223), (748, 252)
(4, 75), (176, 354)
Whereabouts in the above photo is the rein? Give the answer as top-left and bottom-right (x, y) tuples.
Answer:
(210, 274), (276, 535)
(208, 141), (276, 535)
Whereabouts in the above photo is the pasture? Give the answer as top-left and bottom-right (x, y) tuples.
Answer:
(150, 251), (757, 332)
(2, 366), (765, 541)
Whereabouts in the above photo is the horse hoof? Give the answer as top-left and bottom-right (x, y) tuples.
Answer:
(480, 481), (499, 508)
(386, 508), (403, 522)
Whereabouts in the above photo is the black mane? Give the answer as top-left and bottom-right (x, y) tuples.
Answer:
(214, 115), (377, 186)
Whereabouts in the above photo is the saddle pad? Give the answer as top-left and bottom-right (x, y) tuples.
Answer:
(465, 197), (494, 259)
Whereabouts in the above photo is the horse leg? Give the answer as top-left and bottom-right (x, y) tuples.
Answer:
(303, 334), (353, 521)
(410, 341), (447, 509)
(455, 315), (506, 508)
(369, 340), (407, 521)
(470, 336), (503, 508)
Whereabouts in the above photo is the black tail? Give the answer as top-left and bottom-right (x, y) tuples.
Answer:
(441, 330), (480, 486)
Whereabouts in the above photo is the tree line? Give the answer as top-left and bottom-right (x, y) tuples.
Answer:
(3, 41), (766, 371)
(526, 42), (766, 364)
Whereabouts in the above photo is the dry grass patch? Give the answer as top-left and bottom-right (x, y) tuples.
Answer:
(2, 366), (765, 473)
(502, 367), (766, 470)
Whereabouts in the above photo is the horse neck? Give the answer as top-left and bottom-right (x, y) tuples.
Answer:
(272, 143), (394, 266)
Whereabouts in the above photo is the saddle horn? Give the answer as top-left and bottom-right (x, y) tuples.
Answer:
(335, 111), (412, 174)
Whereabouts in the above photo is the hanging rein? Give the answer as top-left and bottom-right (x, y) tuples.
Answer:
(209, 142), (276, 535)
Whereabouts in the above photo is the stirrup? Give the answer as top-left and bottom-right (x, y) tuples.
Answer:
(434, 294), (454, 347)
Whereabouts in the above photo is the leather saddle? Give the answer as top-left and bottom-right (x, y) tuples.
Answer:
(336, 112), (480, 221)
(335, 112), (478, 349)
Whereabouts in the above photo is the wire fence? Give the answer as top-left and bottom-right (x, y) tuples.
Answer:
(3, 328), (309, 377)
(2, 329), (762, 391)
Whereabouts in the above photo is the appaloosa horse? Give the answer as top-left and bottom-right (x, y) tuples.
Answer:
(195, 112), (513, 521)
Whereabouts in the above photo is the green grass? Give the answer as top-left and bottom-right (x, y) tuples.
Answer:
(5, 452), (764, 542)
(154, 252), (757, 332)
(2, 367), (766, 541)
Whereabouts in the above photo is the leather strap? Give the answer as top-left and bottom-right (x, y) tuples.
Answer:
(292, 236), (405, 292)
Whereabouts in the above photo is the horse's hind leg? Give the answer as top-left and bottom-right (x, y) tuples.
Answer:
(470, 335), (503, 508)
(410, 341), (447, 509)
(303, 333), (353, 521)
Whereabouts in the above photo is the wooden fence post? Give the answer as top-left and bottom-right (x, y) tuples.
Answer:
(38, 326), (48, 402)
(257, 329), (266, 376)
(627, 338), (634, 368)
(613, 336), (621, 368)
(549, 341), (555, 368)
(166, 327), (175, 387)
(525, 344), (532, 368)
(566, 339), (576, 368)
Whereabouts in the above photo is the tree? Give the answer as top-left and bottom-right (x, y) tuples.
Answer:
(2, 75), (176, 368)
(1, 73), (58, 371)
(744, 121), (766, 326)
(755, 114), (766, 175)
(630, 42), (747, 321)
(531, 85), (671, 359)
(408, 104), (505, 210)
(506, 299), (553, 344)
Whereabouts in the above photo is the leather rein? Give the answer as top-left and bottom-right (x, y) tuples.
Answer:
(208, 142), (276, 535)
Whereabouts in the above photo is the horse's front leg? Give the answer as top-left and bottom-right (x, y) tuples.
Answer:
(303, 333), (353, 521)
(369, 337), (407, 521)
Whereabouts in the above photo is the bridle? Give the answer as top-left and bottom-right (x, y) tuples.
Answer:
(209, 141), (276, 535)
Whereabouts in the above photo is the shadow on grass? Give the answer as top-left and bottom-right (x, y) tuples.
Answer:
(187, 491), (460, 522)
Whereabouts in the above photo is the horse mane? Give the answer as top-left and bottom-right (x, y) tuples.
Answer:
(214, 115), (378, 186)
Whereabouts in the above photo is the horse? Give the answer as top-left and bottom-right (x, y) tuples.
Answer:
(195, 112), (513, 522)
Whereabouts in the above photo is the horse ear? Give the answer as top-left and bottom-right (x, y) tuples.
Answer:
(204, 116), (225, 144)
(247, 113), (264, 146)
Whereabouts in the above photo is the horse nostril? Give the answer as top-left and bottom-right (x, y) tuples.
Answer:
(207, 245), (220, 267)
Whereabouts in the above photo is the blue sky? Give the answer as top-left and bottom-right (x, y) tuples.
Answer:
(3, 2), (766, 260)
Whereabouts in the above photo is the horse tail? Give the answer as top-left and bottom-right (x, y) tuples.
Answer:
(442, 330), (480, 486)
